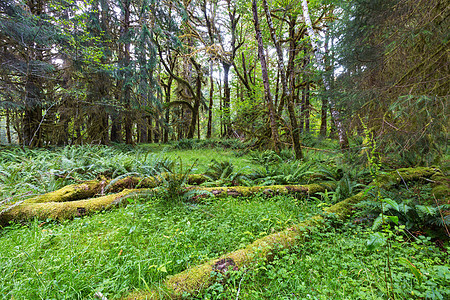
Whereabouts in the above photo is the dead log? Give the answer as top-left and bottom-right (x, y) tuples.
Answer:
(0, 189), (141, 226)
(22, 174), (209, 204)
(0, 182), (335, 225)
(121, 167), (440, 299)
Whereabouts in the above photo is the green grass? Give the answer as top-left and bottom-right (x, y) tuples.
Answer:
(196, 224), (450, 300)
(0, 194), (319, 299)
(0, 143), (448, 300)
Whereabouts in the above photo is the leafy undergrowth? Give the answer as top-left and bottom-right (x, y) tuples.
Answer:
(0, 194), (319, 299)
(195, 223), (450, 300)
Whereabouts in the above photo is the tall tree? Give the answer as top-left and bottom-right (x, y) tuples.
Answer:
(251, 0), (280, 152)
(262, 0), (302, 159)
(301, 0), (349, 150)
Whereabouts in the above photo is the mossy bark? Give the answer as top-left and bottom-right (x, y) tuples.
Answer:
(193, 183), (336, 199)
(1, 182), (335, 225)
(0, 189), (140, 226)
(24, 180), (108, 204)
(21, 174), (209, 205)
(121, 167), (440, 300)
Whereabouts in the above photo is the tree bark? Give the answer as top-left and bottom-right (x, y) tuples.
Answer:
(221, 62), (231, 138)
(207, 59), (214, 139)
(263, 1), (302, 159)
(251, 0), (280, 152)
(6, 109), (11, 144)
(301, 0), (349, 149)
(120, 0), (133, 145)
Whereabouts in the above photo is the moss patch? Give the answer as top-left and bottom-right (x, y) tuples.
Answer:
(0, 189), (139, 226)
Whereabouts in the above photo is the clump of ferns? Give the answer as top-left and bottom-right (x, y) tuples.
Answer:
(249, 160), (317, 186)
(247, 150), (284, 167)
(202, 160), (251, 187)
(312, 164), (369, 202)
(152, 157), (210, 205)
(355, 191), (450, 234)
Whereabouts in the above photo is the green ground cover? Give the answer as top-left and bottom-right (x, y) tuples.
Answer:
(0, 144), (448, 299)
(0, 195), (319, 299)
(197, 223), (449, 300)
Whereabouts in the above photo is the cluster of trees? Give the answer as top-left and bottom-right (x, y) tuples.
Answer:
(0, 0), (447, 160)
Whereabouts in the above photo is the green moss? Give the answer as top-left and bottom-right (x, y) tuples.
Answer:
(200, 183), (335, 199)
(25, 180), (106, 204)
(431, 183), (450, 201)
(1, 189), (138, 225)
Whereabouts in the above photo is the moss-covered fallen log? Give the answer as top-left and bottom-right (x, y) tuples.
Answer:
(122, 167), (440, 300)
(0, 189), (141, 226)
(0, 182), (335, 225)
(193, 182), (335, 198)
(22, 174), (209, 204)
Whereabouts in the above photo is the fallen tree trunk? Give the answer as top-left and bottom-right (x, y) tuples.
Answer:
(0, 189), (140, 226)
(192, 182), (335, 198)
(22, 174), (209, 204)
(0, 182), (335, 225)
(122, 167), (440, 300)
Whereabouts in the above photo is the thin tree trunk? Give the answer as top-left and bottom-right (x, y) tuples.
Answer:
(275, 69), (280, 111)
(207, 59), (214, 138)
(263, 1), (301, 157)
(252, 0), (280, 152)
(305, 82), (310, 133)
(320, 30), (331, 137)
(121, 0), (133, 145)
(6, 109), (11, 144)
(222, 62), (231, 138)
(218, 68), (223, 137)
(301, 0), (349, 149)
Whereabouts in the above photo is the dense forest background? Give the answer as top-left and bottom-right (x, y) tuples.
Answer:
(0, 0), (448, 164)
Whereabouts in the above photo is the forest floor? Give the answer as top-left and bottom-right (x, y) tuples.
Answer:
(0, 141), (448, 299)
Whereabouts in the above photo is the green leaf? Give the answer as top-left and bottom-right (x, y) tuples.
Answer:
(416, 205), (437, 217)
(382, 198), (399, 212)
(366, 232), (387, 250)
(372, 214), (383, 230)
(387, 215), (399, 225)
(398, 203), (411, 214)
(363, 186), (375, 196)
(398, 257), (423, 285)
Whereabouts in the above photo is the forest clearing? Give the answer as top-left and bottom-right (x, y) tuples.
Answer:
(0, 0), (449, 299)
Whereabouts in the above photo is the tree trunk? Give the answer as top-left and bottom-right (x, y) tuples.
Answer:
(251, 0), (280, 152)
(222, 62), (231, 138)
(304, 82), (310, 133)
(263, 1), (301, 158)
(207, 59), (214, 139)
(286, 15), (303, 159)
(301, 0), (349, 149)
(139, 117), (148, 143)
(187, 61), (202, 139)
(121, 0), (133, 145)
(110, 113), (122, 143)
(6, 109), (11, 144)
